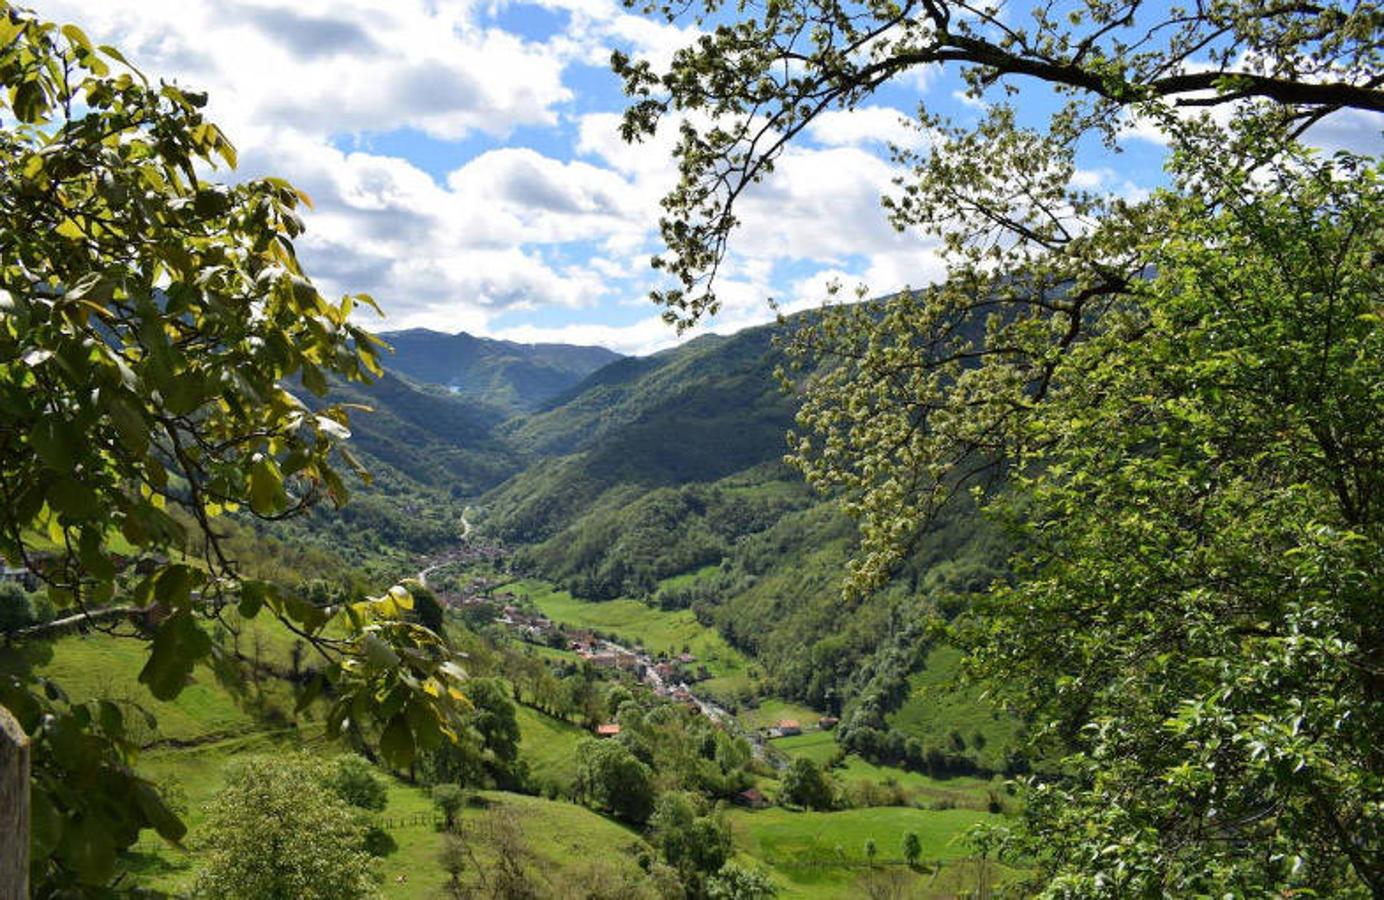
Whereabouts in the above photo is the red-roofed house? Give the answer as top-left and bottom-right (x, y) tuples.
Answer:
(734, 788), (768, 809)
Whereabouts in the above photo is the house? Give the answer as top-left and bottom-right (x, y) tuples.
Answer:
(818, 716), (840, 730)
(595, 723), (621, 737)
(0, 566), (36, 591)
(733, 788), (768, 809)
(776, 719), (802, 736)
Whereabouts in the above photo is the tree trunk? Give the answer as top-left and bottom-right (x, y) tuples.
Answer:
(0, 705), (29, 899)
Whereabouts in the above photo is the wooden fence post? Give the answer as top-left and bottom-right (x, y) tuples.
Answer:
(0, 705), (29, 899)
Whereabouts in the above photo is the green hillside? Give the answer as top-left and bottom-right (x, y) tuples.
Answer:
(378, 328), (622, 414)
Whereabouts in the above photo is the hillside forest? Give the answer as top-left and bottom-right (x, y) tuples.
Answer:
(1, 1), (1382, 899)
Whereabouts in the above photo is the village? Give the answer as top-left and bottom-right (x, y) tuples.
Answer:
(418, 553), (838, 767)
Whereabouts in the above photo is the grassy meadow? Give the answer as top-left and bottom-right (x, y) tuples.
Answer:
(10, 590), (1017, 898)
(508, 578), (755, 696)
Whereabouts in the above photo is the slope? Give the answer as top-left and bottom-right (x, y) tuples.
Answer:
(378, 328), (622, 414)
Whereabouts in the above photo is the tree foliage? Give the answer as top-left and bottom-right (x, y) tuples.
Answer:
(959, 148), (1384, 895)
(192, 754), (379, 900)
(706, 861), (778, 900)
(619, 0), (1384, 893)
(575, 736), (657, 823)
(326, 754), (389, 813)
(650, 791), (733, 896)
(616, 0), (1382, 328)
(779, 756), (835, 811)
(0, 5), (468, 890)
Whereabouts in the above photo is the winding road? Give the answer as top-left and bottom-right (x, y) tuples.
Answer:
(415, 506), (474, 588)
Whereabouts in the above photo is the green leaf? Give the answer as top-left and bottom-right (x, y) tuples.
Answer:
(61, 24), (94, 52)
(379, 714), (415, 768)
(154, 564), (198, 609)
(238, 581), (268, 618)
(361, 633), (400, 670)
(134, 781), (186, 844)
(138, 611), (212, 701)
(59, 813), (117, 885)
(248, 456), (284, 516)
(29, 786), (63, 862)
(48, 477), (98, 520)
(29, 417), (76, 470)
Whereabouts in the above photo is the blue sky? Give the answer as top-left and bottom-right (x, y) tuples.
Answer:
(33, 0), (1382, 354)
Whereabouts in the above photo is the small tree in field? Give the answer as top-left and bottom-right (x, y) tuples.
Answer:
(707, 861), (778, 899)
(433, 783), (466, 831)
(192, 754), (377, 900)
(779, 757), (834, 810)
(902, 832), (921, 869)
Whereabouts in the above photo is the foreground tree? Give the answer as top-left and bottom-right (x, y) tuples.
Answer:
(0, 5), (467, 890)
(192, 754), (378, 900)
(617, 0), (1384, 893)
(957, 146), (1384, 895)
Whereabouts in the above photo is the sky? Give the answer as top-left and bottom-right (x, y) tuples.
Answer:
(31, 1), (1383, 355)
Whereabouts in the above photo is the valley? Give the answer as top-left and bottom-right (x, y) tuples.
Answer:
(3, 316), (1024, 897)
(4, 8), (1376, 896)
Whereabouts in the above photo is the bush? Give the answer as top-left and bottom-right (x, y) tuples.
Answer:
(191, 754), (377, 900)
(326, 755), (388, 812)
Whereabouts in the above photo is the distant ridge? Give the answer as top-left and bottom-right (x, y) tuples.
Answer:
(378, 328), (623, 414)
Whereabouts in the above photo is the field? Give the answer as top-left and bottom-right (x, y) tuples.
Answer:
(515, 704), (586, 792)
(737, 698), (825, 732)
(14, 601), (1018, 897)
(726, 805), (1016, 898)
(770, 732), (1000, 811)
(508, 578), (755, 696)
(771, 730), (839, 764)
(655, 563), (720, 590)
(886, 645), (1023, 771)
(129, 764), (649, 898)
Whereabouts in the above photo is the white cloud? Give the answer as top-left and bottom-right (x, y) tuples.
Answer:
(30, 0), (957, 352)
(36, 0), (574, 142)
(806, 106), (929, 150)
(491, 315), (680, 355)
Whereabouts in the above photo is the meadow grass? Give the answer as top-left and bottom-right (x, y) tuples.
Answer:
(887, 645), (1022, 770)
(768, 732), (997, 809)
(656, 563), (720, 590)
(726, 805), (1010, 897)
(738, 698), (825, 732)
(3, 631), (290, 745)
(516, 704), (586, 791)
(770, 729), (839, 764)
(509, 579), (753, 693)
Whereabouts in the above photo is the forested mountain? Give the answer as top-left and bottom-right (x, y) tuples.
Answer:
(345, 315), (1018, 776)
(377, 328), (622, 413)
(486, 323), (796, 541)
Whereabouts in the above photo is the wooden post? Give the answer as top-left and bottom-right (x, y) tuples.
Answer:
(0, 705), (29, 900)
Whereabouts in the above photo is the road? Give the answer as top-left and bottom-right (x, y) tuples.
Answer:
(415, 506), (475, 588)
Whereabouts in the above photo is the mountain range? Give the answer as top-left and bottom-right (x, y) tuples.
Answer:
(376, 328), (623, 414)
(323, 318), (1015, 773)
